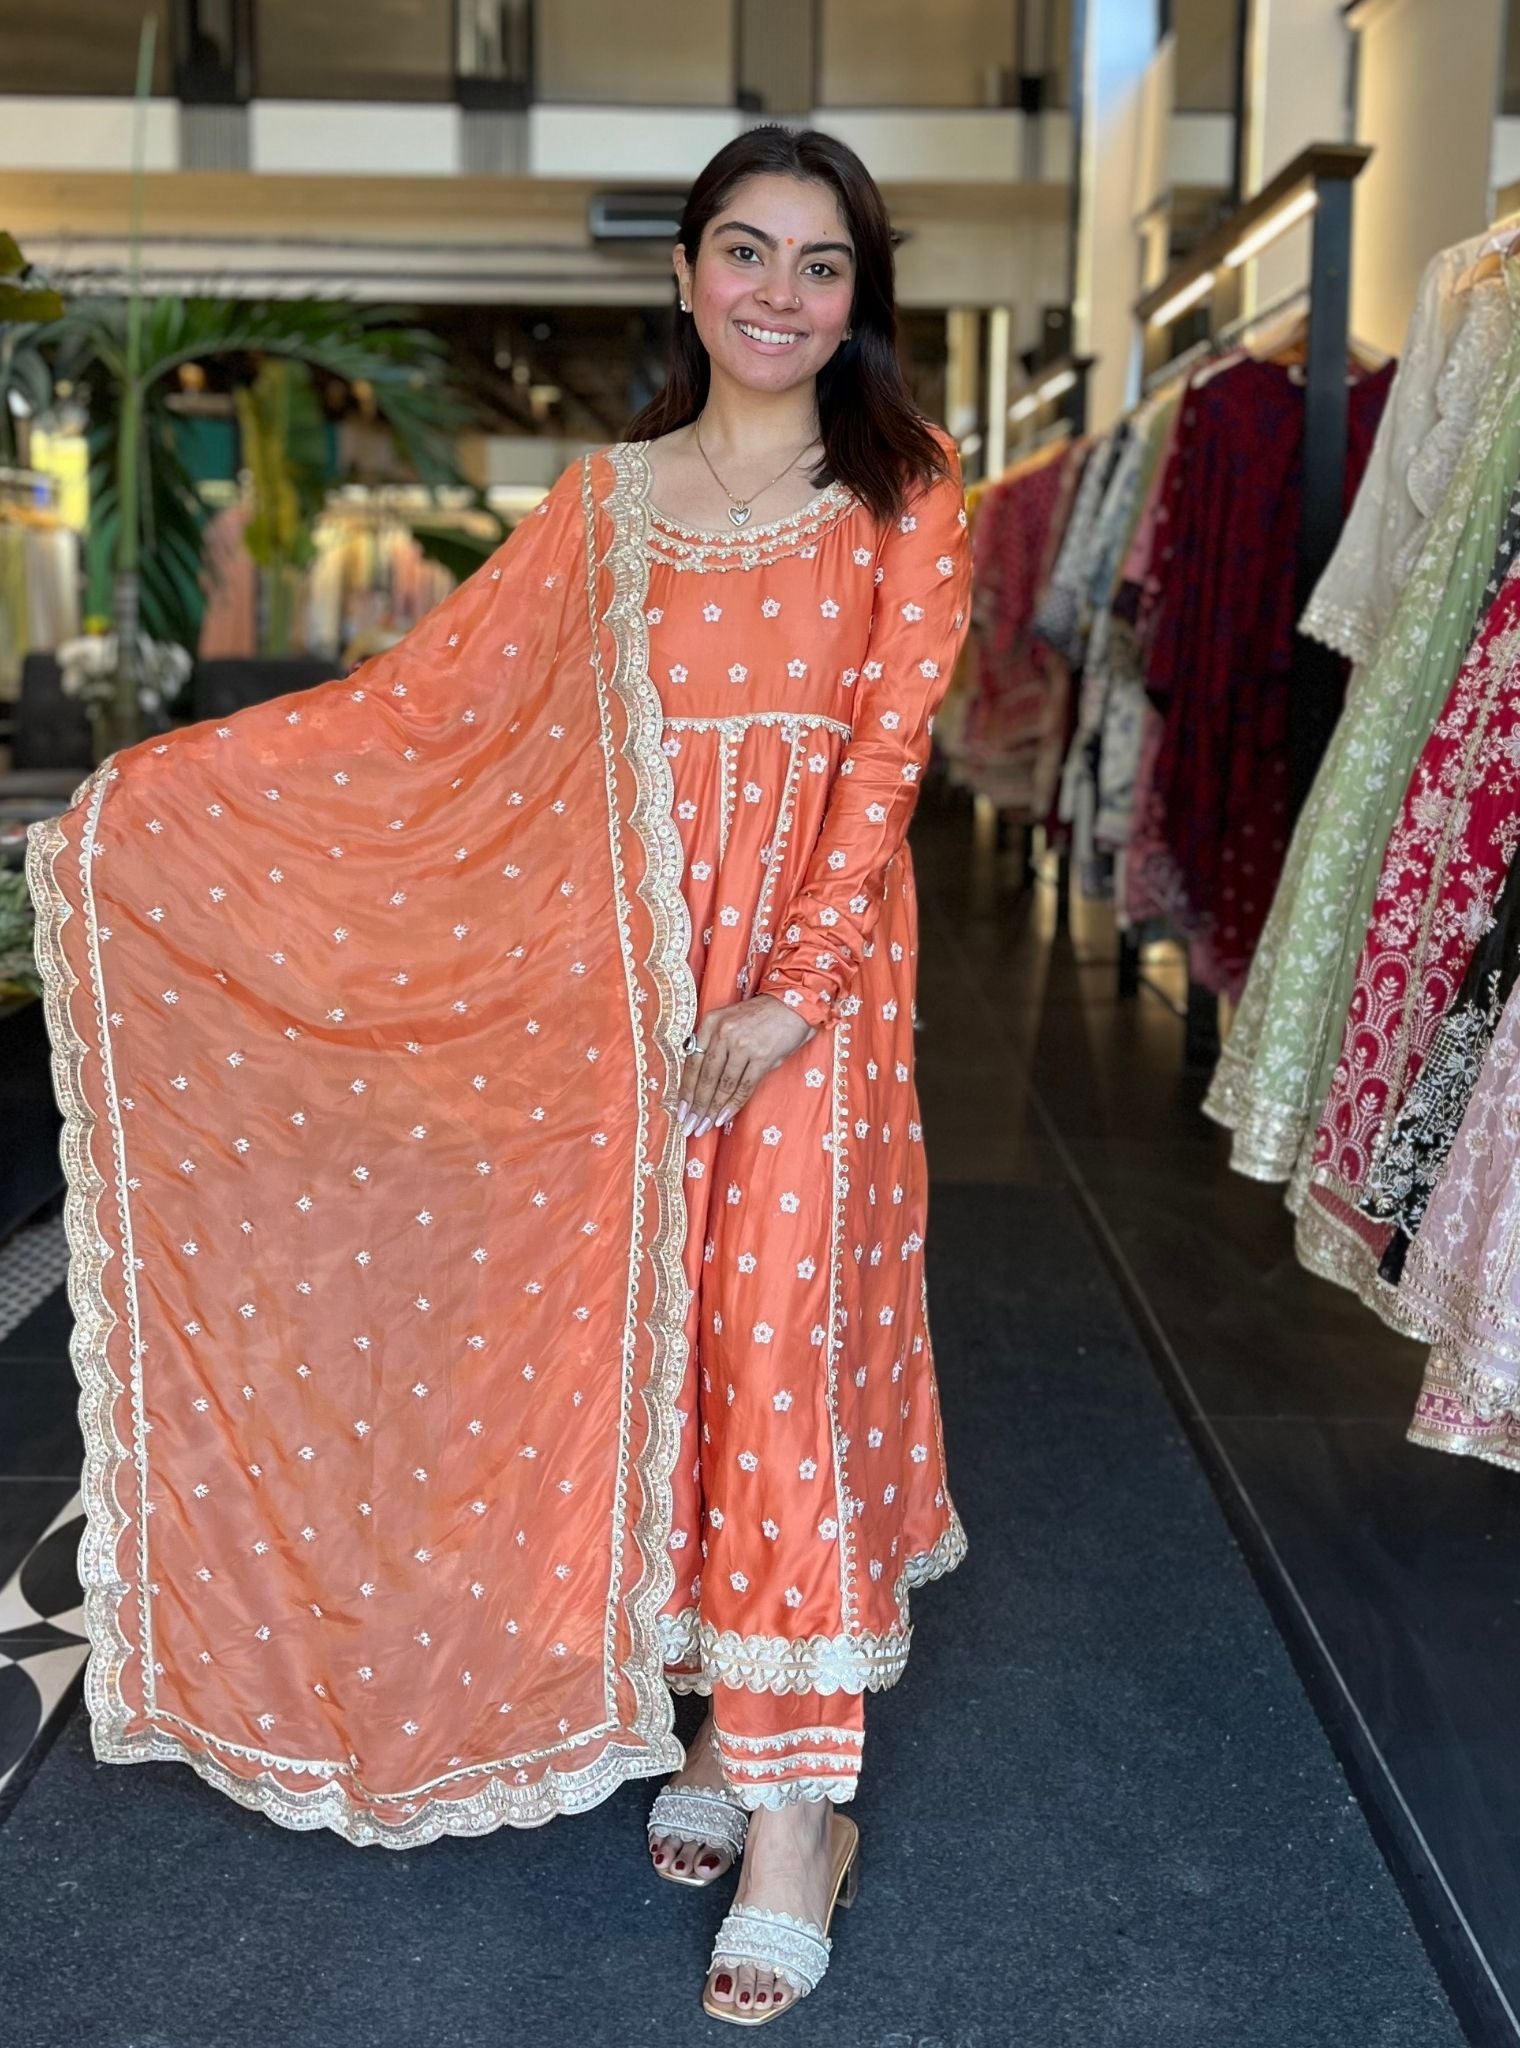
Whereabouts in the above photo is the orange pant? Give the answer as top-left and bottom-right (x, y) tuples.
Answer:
(664, 1671), (866, 1807)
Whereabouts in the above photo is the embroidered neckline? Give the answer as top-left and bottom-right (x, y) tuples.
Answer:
(622, 439), (859, 568)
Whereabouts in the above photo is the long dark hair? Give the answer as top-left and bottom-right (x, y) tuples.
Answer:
(623, 125), (953, 528)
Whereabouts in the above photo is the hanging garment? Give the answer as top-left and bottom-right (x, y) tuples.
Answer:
(24, 432), (971, 1847)
(1299, 234), (1512, 669)
(1119, 364), (1239, 954)
(956, 438), (1078, 817)
(1055, 420), (1154, 894)
(1296, 504), (1520, 1324)
(22, 521), (80, 653)
(1362, 822), (1520, 1282)
(1097, 398), (1183, 890)
(1201, 262), (1520, 1185)
(1032, 427), (1126, 665)
(1134, 356), (1395, 999)
(196, 503), (259, 660)
(1396, 970), (1520, 1472)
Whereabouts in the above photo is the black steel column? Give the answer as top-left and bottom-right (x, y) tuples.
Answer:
(1288, 171), (1352, 811)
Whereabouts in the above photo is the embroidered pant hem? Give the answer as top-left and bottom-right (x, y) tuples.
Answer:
(663, 1668), (865, 1807)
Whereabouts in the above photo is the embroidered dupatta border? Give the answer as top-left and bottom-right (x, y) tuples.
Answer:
(21, 447), (697, 1846)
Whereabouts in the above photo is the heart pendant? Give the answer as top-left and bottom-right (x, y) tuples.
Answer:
(727, 503), (753, 527)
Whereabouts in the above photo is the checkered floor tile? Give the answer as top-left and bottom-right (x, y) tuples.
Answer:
(0, 1492), (86, 1810)
(0, 1208), (70, 1348)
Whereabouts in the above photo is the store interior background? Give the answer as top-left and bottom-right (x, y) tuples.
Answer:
(5, 4), (1520, 2044)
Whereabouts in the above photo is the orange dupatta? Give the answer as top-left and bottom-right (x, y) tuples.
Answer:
(26, 446), (698, 1845)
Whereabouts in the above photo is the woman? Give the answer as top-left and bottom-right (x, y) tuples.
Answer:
(27, 125), (970, 2025)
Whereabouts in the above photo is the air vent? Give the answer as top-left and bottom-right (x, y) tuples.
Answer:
(587, 193), (688, 244)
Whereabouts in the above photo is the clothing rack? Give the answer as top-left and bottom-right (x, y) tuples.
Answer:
(1141, 285), (1312, 397)
(1007, 351), (1093, 924)
(1120, 140), (1373, 1063)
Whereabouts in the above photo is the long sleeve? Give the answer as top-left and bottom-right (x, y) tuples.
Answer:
(759, 433), (974, 1030)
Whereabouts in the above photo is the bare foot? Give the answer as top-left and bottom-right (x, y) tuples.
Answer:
(705, 1798), (844, 2018)
(649, 1706), (742, 1882)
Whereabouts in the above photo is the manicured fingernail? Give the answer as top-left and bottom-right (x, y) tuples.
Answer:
(676, 1099), (689, 1120)
(681, 1114), (696, 1137)
(696, 1116), (712, 1136)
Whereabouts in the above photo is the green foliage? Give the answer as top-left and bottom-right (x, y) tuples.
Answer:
(0, 233), (64, 466)
(409, 514), (508, 584)
(7, 292), (481, 650)
(0, 867), (42, 1001)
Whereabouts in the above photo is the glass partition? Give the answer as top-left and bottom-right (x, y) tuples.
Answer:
(0, 0), (1096, 115)
(817, 0), (1019, 108)
(1, 0), (175, 94)
(535, 0), (734, 105)
(255, 0), (453, 101)
(1172, 0), (1239, 114)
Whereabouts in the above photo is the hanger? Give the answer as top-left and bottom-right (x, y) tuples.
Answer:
(1455, 211), (1520, 292)
(1252, 307), (1309, 365)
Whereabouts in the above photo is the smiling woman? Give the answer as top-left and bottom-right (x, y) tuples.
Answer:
(615, 126), (970, 2026)
(24, 120), (967, 2037)
(629, 127), (953, 549)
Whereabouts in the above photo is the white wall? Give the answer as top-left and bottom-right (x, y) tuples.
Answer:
(0, 96), (179, 171)
(0, 96), (1054, 189)
(1349, 0), (1504, 354)
(1074, 0), (1161, 428)
(249, 103), (461, 177)
(1242, 0), (1352, 308)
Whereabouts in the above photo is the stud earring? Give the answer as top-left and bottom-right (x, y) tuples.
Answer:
(679, 297), (689, 312)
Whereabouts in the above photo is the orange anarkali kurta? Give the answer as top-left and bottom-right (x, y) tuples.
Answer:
(635, 429), (972, 1806)
(24, 425), (971, 1847)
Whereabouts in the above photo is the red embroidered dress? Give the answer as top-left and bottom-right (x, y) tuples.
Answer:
(1300, 559), (1520, 1323)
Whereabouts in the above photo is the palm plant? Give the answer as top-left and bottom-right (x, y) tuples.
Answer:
(0, 233), (64, 465)
(2, 20), (484, 754)
(234, 356), (329, 657)
(32, 294), (477, 723)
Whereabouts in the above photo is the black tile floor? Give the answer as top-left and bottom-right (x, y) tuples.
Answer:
(910, 784), (1518, 2043)
(0, 777), (1512, 2042)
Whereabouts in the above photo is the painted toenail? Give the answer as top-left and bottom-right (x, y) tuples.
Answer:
(715, 1974), (732, 1996)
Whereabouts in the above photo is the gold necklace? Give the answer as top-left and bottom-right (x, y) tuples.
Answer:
(693, 415), (822, 528)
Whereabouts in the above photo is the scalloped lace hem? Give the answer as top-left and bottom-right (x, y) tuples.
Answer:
(658, 1510), (968, 1695)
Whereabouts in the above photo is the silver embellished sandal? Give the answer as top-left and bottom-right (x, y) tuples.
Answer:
(647, 1721), (749, 1886)
(702, 1811), (860, 2024)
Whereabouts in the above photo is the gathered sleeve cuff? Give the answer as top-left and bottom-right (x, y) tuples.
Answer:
(758, 429), (973, 1031)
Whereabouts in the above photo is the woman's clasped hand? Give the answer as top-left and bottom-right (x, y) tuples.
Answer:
(674, 995), (818, 1137)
